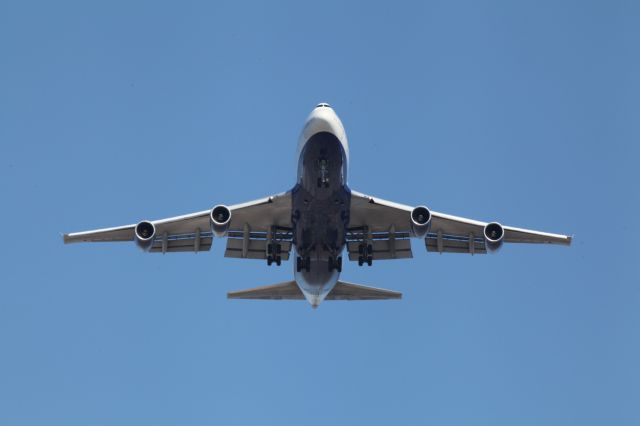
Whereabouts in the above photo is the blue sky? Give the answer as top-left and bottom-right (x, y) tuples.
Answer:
(1, 1), (638, 425)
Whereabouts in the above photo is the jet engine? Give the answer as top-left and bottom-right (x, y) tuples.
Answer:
(483, 222), (505, 253)
(210, 205), (232, 237)
(410, 206), (432, 238)
(135, 220), (156, 251)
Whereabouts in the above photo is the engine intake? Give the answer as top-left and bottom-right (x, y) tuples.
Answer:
(210, 205), (231, 237)
(135, 220), (156, 251)
(410, 206), (432, 238)
(483, 222), (504, 253)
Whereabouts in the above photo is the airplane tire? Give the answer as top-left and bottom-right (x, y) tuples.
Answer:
(276, 256), (281, 266)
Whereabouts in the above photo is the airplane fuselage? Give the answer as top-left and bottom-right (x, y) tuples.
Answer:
(292, 104), (350, 306)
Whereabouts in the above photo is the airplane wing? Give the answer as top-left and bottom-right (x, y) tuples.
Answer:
(349, 190), (571, 256)
(63, 191), (293, 256)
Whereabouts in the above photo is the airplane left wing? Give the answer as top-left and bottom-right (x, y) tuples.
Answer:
(63, 192), (293, 255)
(349, 190), (571, 256)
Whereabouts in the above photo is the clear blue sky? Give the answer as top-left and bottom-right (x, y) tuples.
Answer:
(1, 1), (638, 425)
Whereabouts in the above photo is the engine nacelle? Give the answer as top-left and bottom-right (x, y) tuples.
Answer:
(210, 205), (231, 237)
(483, 222), (505, 253)
(135, 220), (156, 251)
(410, 206), (432, 238)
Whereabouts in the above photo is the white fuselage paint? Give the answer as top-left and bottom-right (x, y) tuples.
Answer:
(297, 105), (349, 183)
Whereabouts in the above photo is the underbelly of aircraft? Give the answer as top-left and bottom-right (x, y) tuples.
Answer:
(292, 132), (350, 303)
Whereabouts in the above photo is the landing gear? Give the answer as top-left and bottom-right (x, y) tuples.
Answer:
(317, 158), (330, 188)
(328, 256), (342, 272)
(317, 177), (330, 188)
(267, 243), (282, 266)
(296, 256), (311, 273)
(357, 243), (373, 266)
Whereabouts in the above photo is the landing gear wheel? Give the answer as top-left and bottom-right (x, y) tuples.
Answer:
(336, 256), (342, 272)
(358, 256), (364, 266)
(296, 256), (303, 272)
(367, 256), (373, 266)
(276, 256), (282, 266)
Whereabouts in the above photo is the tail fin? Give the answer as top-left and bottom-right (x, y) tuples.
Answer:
(227, 280), (401, 301)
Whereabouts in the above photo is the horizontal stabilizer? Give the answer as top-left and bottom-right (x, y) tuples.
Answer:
(227, 280), (401, 301)
(327, 281), (402, 300)
(227, 281), (303, 300)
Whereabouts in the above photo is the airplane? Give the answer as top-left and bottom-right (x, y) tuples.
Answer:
(64, 102), (572, 308)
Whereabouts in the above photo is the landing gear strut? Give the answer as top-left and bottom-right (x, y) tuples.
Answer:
(267, 243), (282, 266)
(357, 243), (373, 266)
(317, 158), (330, 188)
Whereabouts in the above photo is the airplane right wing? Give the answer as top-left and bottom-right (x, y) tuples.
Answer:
(349, 190), (571, 256)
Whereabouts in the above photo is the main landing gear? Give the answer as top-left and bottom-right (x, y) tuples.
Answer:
(357, 243), (373, 266)
(296, 256), (311, 273)
(267, 243), (282, 266)
(328, 256), (342, 272)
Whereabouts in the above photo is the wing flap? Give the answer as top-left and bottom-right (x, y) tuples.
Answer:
(346, 239), (412, 261)
(224, 239), (292, 260)
(149, 233), (214, 253)
(425, 232), (487, 254)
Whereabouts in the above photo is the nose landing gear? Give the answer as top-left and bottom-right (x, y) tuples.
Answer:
(317, 158), (330, 188)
